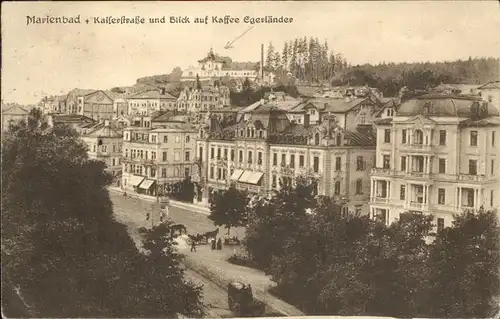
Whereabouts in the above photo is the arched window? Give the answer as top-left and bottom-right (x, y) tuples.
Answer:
(414, 129), (424, 145)
(314, 133), (320, 145)
(336, 133), (342, 146)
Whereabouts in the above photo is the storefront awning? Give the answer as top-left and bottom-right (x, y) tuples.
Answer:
(138, 179), (155, 190)
(238, 171), (254, 183)
(229, 169), (244, 181)
(130, 175), (145, 187)
(247, 172), (264, 185)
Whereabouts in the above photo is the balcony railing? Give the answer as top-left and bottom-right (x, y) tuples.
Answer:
(371, 167), (392, 175)
(458, 174), (485, 182)
(371, 196), (389, 204)
(405, 171), (431, 179)
(408, 201), (427, 211)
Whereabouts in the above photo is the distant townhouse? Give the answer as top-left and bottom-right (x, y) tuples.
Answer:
(126, 89), (177, 115)
(2, 105), (30, 131)
(477, 81), (500, 112)
(82, 121), (123, 180)
(193, 102), (376, 214)
(176, 82), (230, 113)
(40, 95), (67, 114)
(65, 89), (98, 115)
(46, 113), (96, 134)
(121, 122), (197, 196)
(370, 94), (500, 229)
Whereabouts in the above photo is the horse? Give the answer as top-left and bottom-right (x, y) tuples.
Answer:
(188, 233), (206, 244)
(171, 224), (187, 236)
(203, 228), (219, 240)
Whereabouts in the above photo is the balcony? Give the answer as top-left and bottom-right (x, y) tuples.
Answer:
(371, 167), (392, 176)
(407, 201), (428, 211)
(371, 196), (389, 204)
(405, 171), (431, 180)
(458, 174), (485, 183)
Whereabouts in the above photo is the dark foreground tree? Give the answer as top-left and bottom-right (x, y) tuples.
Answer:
(208, 185), (249, 235)
(1, 109), (203, 317)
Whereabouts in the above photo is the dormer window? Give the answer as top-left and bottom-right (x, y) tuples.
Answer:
(336, 133), (342, 146)
(314, 133), (320, 145)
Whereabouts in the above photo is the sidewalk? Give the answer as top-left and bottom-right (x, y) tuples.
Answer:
(108, 186), (209, 215)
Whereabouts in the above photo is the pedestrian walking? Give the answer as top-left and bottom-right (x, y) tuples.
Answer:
(211, 237), (216, 250)
(216, 237), (222, 250)
(190, 240), (197, 252)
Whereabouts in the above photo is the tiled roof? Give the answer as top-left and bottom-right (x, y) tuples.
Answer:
(85, 125), (123, 138)
(128, 90), (176, 100)
(2, 105), (29, 115)
(399, 95), (499, 117)
(344, 129), (376, 147)
(304, 98), (367, 113)
(151, 122), (197, 132)
(52, 114), (95, 123)
(282, 123), (315, 136)
(477, 81), (500, 90)
(67, 89), (98, 97)
(459, 116), (500, 127)
(151, 111), (176, 122)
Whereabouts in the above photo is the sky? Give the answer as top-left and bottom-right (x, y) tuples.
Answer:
(2, 1), (500, 104)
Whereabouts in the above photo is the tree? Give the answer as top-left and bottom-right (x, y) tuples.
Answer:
(266, 42), (276, 71)
(428, 209), (500, 318)
(195, 74), (202, 90)
(1, 109), (204, 317)
(208, 185), (249, 235)
(282, 42), (289, 71)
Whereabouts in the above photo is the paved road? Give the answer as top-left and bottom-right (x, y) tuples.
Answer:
(110, 192), (241, 318)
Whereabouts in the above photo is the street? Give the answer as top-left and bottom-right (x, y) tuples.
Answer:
(110, 191), (243, 318)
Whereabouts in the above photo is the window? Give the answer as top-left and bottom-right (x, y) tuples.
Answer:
(491, 190), (495, 207)
(356, 156), (364, 171)
(313, 157), (319, 173)
(210, 147), (214, 159)
(470, 131), (478, 146)
(439, 130), (446, 145)
(174, 152), (180, 161)
(151, 168), (156, 178)
(413, 129), (423, 145)
(210, 167), (214, 179)
(248, 151), (253, 164)
(469, 159), (477, 175)
(113, 144), (116, 152)
(400, 185), (405, 200)
(336, 133), (342, 145)
(299, 155), (304, 167)
(185, 151), (190, 161)
(93, 145), (96, 152)
(334, 181), (340, 195)
(186, 135), (190, 143)
(217, 168), (222, 180)
(222, 169), (227, 180)
(281, 154), (286, 165)
(151, 152), (156, 160)
(199, 147), (203, 159)
(383, 155), (391, 169)
(152, 135), (157, 143)
(175, 136), (180, 143)
(437, 218), (444, 234)
(438, 188), (445, 205)
(239, 150), (243, 163)
(384, 129), (391, 143)
(273, 153), (277, 166)
(163, 151), (167, 161)
(290, 154), (295, 168)
(112, 158), (116, 166)
(230, 150), (235, 161)
(217, 148), (221, 159)
(439, 158), (446, 174)
(314, 133), (320, 145)
(467, 189), (474, 207)
(493, 131), (496, 147)
(402, 129), (407, 144)
(163, 135), (168, 143)
(401, 156), (406, 171)
(272, 175), (277, 188)
(335, 157), (341, 171)
(223, 149), (228, 160)
(258, 152), (263, 165)
(492, 159), (495, 176)
(162, 168), (166, 177)
(356, 179), (362, 194)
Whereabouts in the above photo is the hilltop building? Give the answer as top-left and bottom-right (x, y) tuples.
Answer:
(176, 81), (230, 113)
(126, 89), (177, 115)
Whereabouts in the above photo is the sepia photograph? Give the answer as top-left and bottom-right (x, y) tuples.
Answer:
(1, 1), (500, 318)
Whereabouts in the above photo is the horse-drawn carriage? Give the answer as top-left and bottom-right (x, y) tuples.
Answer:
(187, 228), (219, 245)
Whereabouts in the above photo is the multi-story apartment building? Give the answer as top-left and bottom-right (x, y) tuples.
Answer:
(82, 121), (123, 178)
(370, 95), (500, 228)
(121, 122), (197, 196)
(176, 83), (230, 113)
(126, 89), (177, 116)
(193, 103), (376, 213)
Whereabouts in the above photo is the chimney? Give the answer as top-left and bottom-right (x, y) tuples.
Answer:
(304, 113), (310, 127)
(260, 44), (264, 81)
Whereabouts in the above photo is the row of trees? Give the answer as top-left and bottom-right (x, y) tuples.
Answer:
(332, 57), (499, 97)
(1, 110), (204, 317)
(229, 82), (300, 108)
(209, 177), (500, 318)
(266, 37), (349, 84)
